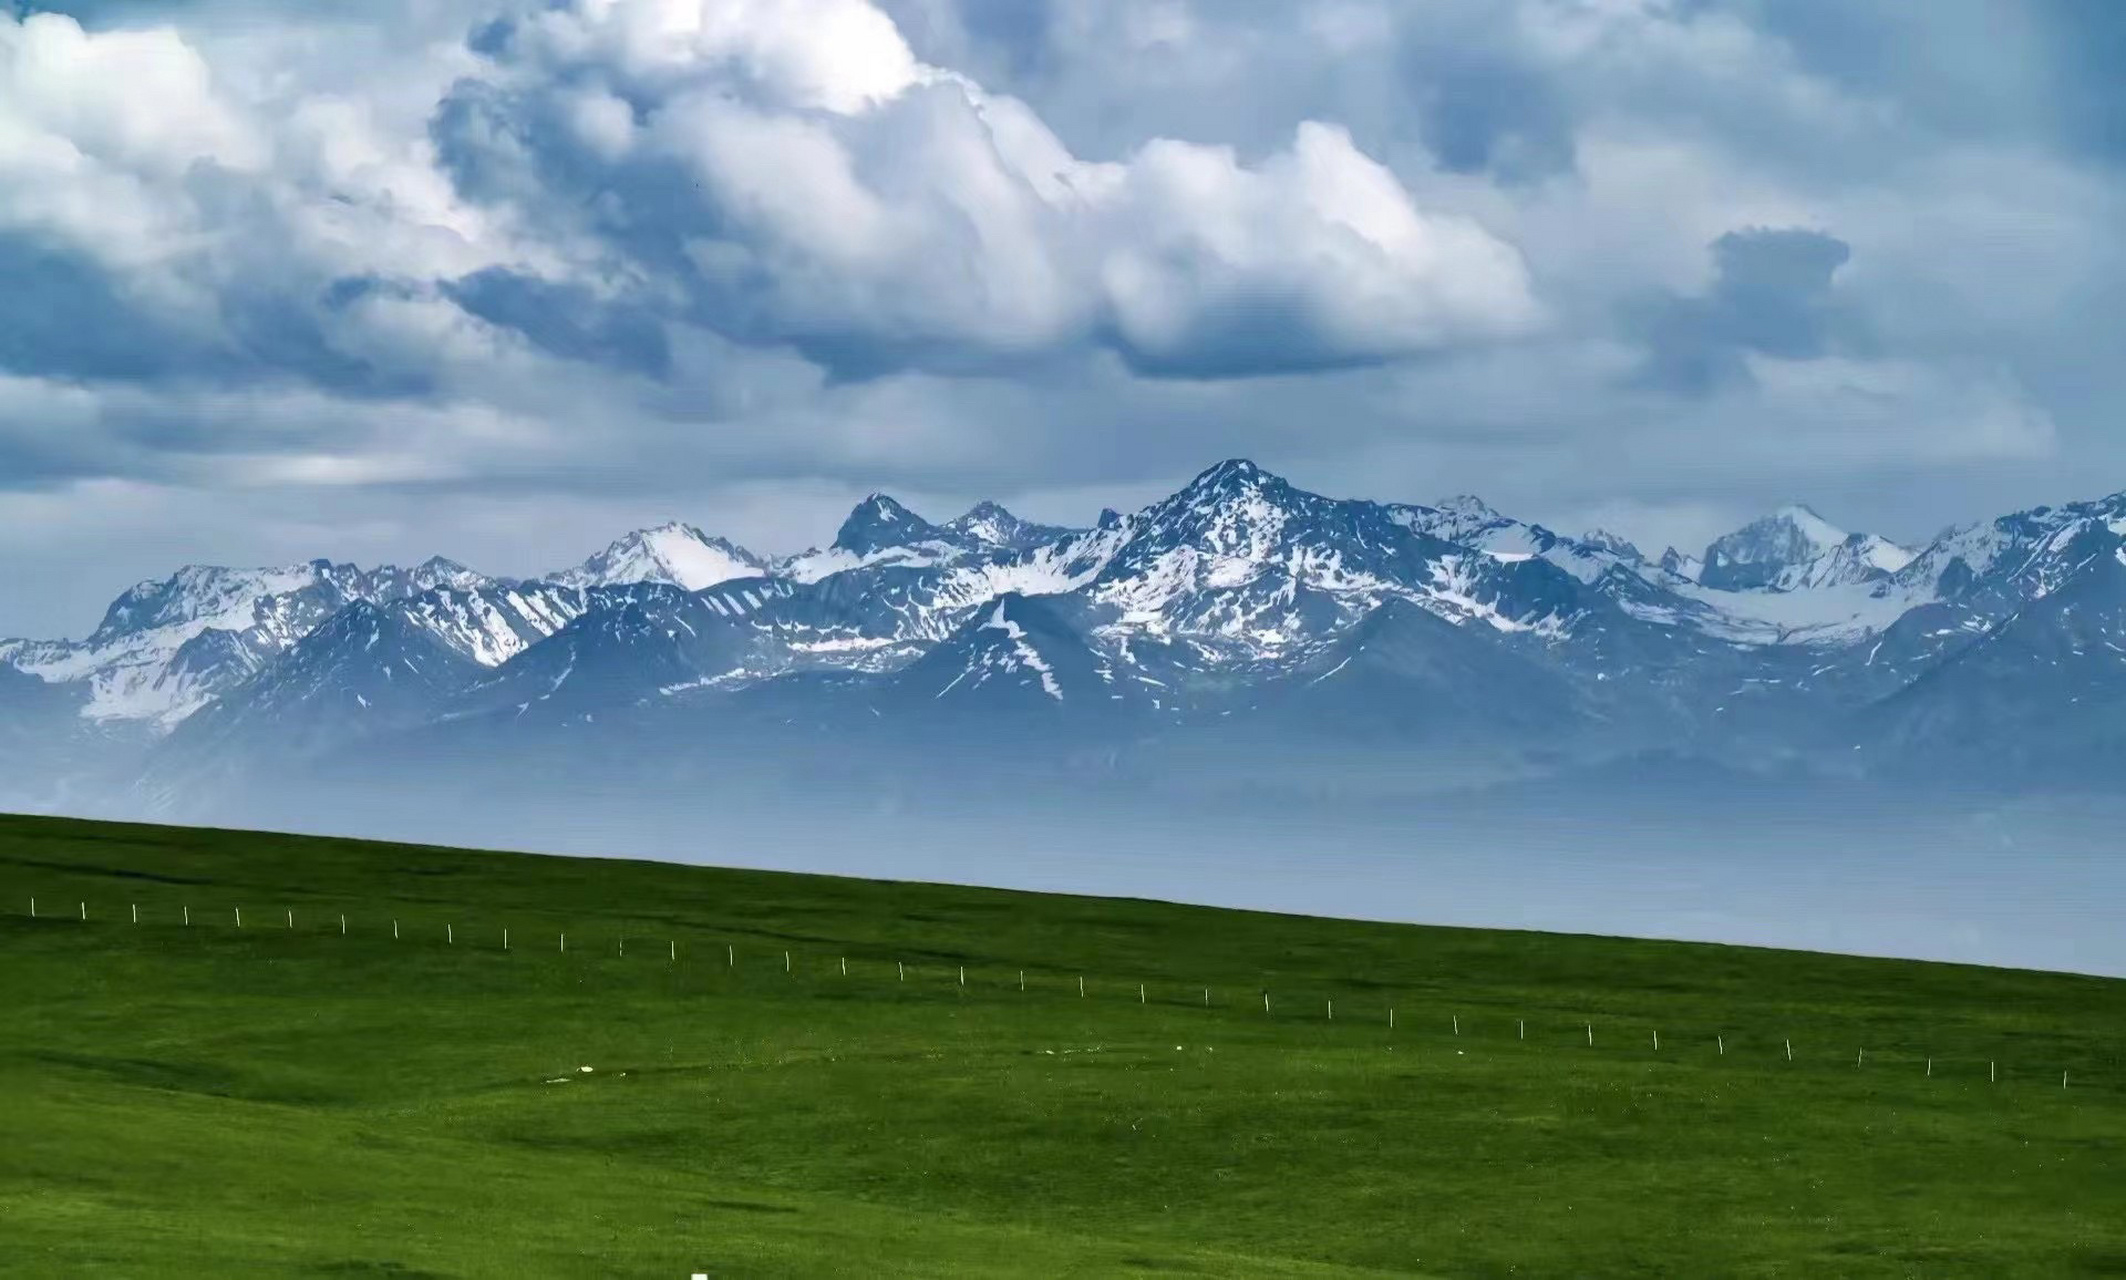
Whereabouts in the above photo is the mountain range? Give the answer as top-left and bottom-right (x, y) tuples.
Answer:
(6, 460), (2125, 838)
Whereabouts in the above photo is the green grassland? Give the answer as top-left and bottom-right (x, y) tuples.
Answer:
(2, 812), (2123, 1277)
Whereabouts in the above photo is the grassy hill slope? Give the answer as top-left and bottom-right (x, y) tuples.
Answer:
(2, 813), (2123, 1276)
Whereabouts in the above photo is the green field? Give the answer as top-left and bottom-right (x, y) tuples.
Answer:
(2, 813), (2122, 1277)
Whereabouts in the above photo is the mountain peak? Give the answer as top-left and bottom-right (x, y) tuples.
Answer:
(1701, 507), (1847, 591)
(1699, 504), (1916, 592)
(1432, 494), (1504, 522)
(1581, 528), (1644, 562)
(834, 493), (944, 555)
(555, 522), (764, 592)
(1182, 458), (1278, 495)
(943, 500), (1074, 552)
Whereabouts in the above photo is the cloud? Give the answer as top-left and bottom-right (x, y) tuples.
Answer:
(427, 0), (1541, 379)
(1, 0), (2125, 638)
(1632, 226), (1859, 394)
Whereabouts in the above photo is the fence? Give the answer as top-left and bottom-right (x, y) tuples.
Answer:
(7, 891), (2112, 1094)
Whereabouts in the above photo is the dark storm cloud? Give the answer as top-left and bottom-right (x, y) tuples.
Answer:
(1632, 228), (1858, 396)
(445, 269), (673, 379)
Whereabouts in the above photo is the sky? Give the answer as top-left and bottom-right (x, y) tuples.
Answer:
(4, 0), (2124, 638)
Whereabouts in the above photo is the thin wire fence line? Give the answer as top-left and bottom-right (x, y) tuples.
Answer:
(8, 893), (2115, 1091)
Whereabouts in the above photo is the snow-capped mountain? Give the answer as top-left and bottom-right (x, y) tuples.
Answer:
(943, 501), (1079, 553)
(1658, 547), (1704, 582)
(1861, 528), (2126, 780)
(11, 459), (2126, 832)
(1698, 505), (1914, 592)
(0, 558), (501, 729)
(774, 495), (971, 582)
(554, 522), (767, 591)
(890, 593), (1121, 713)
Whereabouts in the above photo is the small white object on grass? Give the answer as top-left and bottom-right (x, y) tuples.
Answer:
(2063, 1071), (2069, 1089)
(236, 907), (243, 928)
(1926, 1057), (1932, 1077)
(1389, 1008), (1395, 1029)
(394, 920), (400, 941)
(132, 904), (138, 924)
(1078, 975), (1084, 998)
(900, 961), (907, 983)
(1785, 1038), (1793, 1062)
(670, 940), (676, 962)
(285, 910), (292, 929)
(504, 928), (510, 951)
(842, 957), (849, 977)
(579, 1065), (592, 1073)
(728, 944), (735, 968)
(1140, 983), (1146, 1005)
(1991, 1060), (1997, 1083)
(1518, 1019), (1524, 1041)
(27, 898), (33, 918)
(1653, 1030), (1659, 1051)
(448, 924), (453, 944)
(560, 932), (565, 952)
(1718, 1035), (1725, 1056)
(183, 906), (189, 926)
(340, 914), (346, 935)
(1858, 1049), (1864, 1067)
(961, 966), (967, 987)
(1452, 1015), (1459, 1036)
(784, 950), (791, 973)
(80, 901), (86, 921)
(1586, 1023), (1592, 1048)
